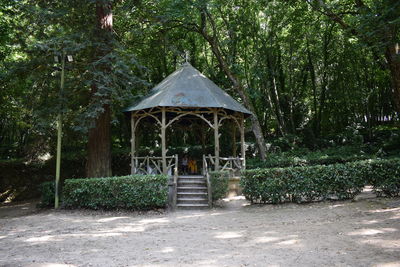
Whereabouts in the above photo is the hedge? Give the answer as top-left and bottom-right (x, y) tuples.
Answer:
(368, 159), (400, 197)
(210, 171), (229, 201)
(62, 175), (168, 210)
(241, 158), (400, 204)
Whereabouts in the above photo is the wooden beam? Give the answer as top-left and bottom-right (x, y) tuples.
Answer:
(240, 115), (246, 169)
(131, 113), (135, 174)
(161, 107), (167, 174)
(214, 109), (220, 171)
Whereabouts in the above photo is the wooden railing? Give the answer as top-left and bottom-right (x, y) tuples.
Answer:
(204, 155), (244, 174)
(132, 155), (177, 175)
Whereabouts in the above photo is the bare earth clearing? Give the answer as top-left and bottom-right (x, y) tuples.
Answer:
(1, 195), (400, 267)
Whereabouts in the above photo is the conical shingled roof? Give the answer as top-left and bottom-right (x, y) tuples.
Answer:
(125, 63), (252, 116)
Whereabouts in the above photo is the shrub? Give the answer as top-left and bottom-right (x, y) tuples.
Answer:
(38, 181), (56, 207)
(240, 159), (394, 204)
(210, 171), (229, 201)
(368, 159), (400, 197)
(62, 175), (168, 210)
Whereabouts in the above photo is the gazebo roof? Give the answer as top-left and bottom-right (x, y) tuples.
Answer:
(125, 63), (252, 116)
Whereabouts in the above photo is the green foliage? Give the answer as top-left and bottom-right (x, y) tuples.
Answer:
(246, 146), (373, 169)
(368, 159), (400, 197)
(210, 171), (229, 201)
(62, 175), (168, 210)
(38, 181), (55, 207)
(241, 159), (400, 204)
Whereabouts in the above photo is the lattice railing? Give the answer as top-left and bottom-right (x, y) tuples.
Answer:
(204, 155), (244, 174)
(132, 156), (177, 175)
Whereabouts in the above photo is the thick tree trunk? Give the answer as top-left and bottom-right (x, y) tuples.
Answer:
(87, 102), (112, 177)
(86, 1), (113, 177)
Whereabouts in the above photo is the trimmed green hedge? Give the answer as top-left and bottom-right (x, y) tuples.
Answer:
(210, 171), (229, 201)
(62, 175), (168, 210)
(368, 159), (400, 197)
(241, 158), (400, 204)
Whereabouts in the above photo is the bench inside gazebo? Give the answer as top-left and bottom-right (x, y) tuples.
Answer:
(124, 63), (252, 209)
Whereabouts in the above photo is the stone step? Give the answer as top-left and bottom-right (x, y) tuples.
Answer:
(178, 178), (206, 184)
(177, 203), (209, 210)
(177, 198), (208, 205)
(177, 187), (208, 193)
(177, 192), (208, 198)
(178, 175), (204, 179)
(178, 181), (206, 187)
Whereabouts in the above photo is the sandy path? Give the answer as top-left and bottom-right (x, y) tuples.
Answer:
(1, 197), (399, 267)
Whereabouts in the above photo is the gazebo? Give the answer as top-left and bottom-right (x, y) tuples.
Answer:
(124, 63), (252, 208)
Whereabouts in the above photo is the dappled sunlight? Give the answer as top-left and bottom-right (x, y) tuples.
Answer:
(214, 231), (243, 239)
(29, 264), (77, 267)
(328, 203), (346, 209)
(109, 225), (146, 233)
(369, 207), (400, 214)
(26, 235), (59, 243)
(361, 219), (380, 225)
(376, 262), (400, 267)
(2, 196), (400, 266)
(361, 238), (400, 249)
(97, 216), (129, 222)
(138, 218), (169, 224)
(348, 228), (397, 236)
(253, 236), (280, 243)
(25, 232), (123, 243)
(160, 246), (174, 253)
(277, 239), (300, 246)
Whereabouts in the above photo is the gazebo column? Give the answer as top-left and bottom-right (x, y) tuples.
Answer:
(240, 115), (246, 169)
(214, 109), (220, 171)
(130, 113), (136, 174)
(161, 107), (167, 174)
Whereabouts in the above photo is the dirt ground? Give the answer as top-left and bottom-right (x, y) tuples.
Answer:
(1, 194), (400, 267)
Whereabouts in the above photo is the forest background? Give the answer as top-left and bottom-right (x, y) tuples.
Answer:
(0, 0), (399, 201)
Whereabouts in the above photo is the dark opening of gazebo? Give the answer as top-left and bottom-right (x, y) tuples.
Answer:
(125, 63), (252, 209)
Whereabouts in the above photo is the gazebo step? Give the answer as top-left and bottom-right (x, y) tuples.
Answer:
(177, 192), (208, 198)
(178, 175), (204, 179)
(177, 187), (208, 193)
(178, 181), (206, 187)
(177, 198), (208, 204)
(177, 203), (209, 210)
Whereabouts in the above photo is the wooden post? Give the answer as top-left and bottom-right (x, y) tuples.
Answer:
(161, 107), (167, 174)
(131, 113), (135, 174)
(240, 115), (246, 169)
(232, 123), (237, 157)
(214, 109), (220, 171)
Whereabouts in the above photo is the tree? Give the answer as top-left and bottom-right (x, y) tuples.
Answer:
(307, 0), (400, 112)
(86, 1), (113, 177)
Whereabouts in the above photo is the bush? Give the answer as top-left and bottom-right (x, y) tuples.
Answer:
(368, 159), (400, 197)
(239, 159), (397, 204)
(38, 181), (55, 207)
(246, 146), (373, 169)
(62, 175), (168, 210)
(210, 171), (229, 201)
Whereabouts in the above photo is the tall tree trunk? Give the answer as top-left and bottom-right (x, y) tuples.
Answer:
(86, 1), (113, 177)
(197, 9), (267, 160)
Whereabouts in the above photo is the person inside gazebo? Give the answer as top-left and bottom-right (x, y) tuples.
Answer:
(181, 154), (188, 174)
